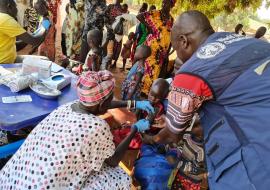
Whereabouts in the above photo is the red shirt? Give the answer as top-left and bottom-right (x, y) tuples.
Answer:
(166, 73), (213, 134)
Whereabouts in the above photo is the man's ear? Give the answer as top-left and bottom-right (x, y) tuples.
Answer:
(179, 35), (188, 49)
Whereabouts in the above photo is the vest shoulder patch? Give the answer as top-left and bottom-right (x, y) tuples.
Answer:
(197, 42), (226, 59)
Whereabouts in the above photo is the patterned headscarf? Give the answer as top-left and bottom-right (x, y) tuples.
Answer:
(77, 70), (115, 106)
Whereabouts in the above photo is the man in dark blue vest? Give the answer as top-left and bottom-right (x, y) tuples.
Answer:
(144, 10), (270, 189)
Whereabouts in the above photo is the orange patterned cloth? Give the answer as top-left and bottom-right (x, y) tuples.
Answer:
(38, 14), (56, 61)
(140, 10), (173, 95)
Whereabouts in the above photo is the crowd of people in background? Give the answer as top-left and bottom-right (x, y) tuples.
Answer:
(0, 0), (270, 189)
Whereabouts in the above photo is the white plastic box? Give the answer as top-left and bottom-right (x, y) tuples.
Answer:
(22, 57), (51, 79)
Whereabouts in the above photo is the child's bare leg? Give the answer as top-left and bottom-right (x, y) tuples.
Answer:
(122, 58), (127, 70)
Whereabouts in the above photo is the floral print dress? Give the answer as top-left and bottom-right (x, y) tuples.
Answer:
(66, 0), (85, 59)
(140, 10), (173, 95)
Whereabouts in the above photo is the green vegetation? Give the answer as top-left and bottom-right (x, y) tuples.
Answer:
(128, 0), (269, 18)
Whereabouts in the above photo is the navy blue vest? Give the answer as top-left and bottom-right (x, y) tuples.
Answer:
(179, 32), (270, 190)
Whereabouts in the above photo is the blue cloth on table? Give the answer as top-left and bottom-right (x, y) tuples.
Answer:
(0, 139), (24, 159)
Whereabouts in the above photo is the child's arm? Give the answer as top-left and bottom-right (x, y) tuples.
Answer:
(105, 119), (150, 167)
(127, 72), (143, 100)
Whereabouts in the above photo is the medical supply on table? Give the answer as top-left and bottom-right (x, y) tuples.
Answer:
(8, 74), (38, 92)
(2, 95), (32, 103)
(0, 66), (13, 77)
(22, 57), (52, 79)
(40, 74), (71, 90)
(30, 82), (61, 99)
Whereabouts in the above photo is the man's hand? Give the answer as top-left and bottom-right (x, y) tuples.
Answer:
(136, 101), (154, 114)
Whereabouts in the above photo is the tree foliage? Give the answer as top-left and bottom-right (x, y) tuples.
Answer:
(128, 0), (270, 18)
(210, 9), (250, 31)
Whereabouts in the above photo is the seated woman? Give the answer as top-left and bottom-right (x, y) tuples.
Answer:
(0, 70), (151, 190)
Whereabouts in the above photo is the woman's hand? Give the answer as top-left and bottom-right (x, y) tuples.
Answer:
(132, 119), (150, 132)
(136, 101), (154, 114)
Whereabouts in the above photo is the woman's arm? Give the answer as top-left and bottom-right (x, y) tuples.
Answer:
(109, 100), (154, 114)
(109, 100), (129, 109)
(105, 119), (150, 167)
(105, 127), (137, 167)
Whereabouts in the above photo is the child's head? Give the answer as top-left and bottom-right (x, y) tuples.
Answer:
(255, 26), (267, 39)
(149, 5), (156, 11)
(148, 78), (169, 105)
(139, 3), (148, 13)
(128, 32), (135, 40)
(87, 29), (102, 49)
(134, 45), (151, 62)
(34, 0), (48, 16)
(122, 3), (128, 13)
(0, 0), (18, 19)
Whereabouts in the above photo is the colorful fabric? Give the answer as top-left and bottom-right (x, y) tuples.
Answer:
(66, 1), (85, 58)
(47, 0), (61, 24)
(112, 127), (142, 149)
(0, 13), (26, 64)
(171, 173), (201, 190)
(105, 3), (124, 41)
(77, 70), (115, 106)
(69, 49), (102, 74)
(0, 101), (120, 189)
(137, 23), (148, 46)
(16, 0), (29, 26)
(0, 130), (8, 146)
(24, 7), (39, 33)
(38, 15), (56, 61)
(121, 61), (144, 100)
(83, 0), (106, 37)
(166, 74), (213, 134)
(141, 10), (173, 95)
(176, 134), (205, 180)
(105, 4), (124, 27)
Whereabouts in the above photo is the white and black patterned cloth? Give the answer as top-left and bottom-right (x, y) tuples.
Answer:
(0, 101), (130, 189)
(0, 130), (8, 146)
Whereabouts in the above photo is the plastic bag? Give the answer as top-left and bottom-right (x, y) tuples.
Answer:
(113, 18), (124, 35)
